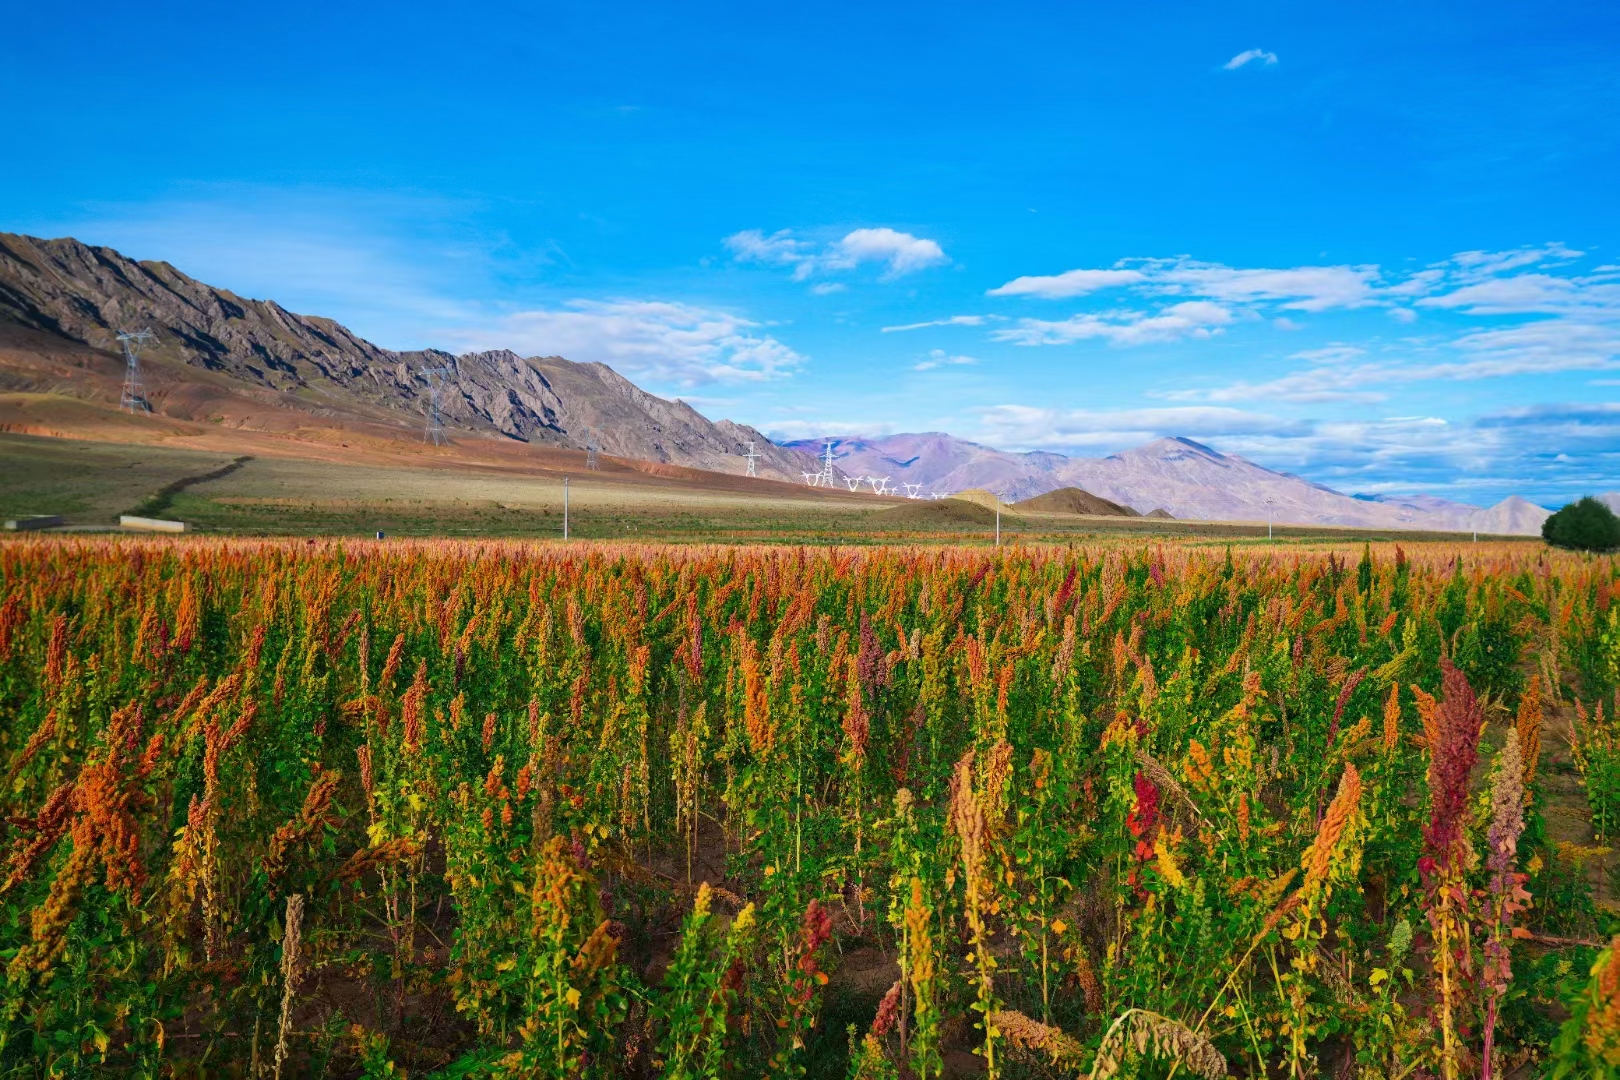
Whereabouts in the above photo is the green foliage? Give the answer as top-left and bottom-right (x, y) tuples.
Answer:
(0, 537), (1612, 1077)
(654, 885), (757, 1080)
(1547, 941), (1620, 1078)
(1544, 496), (1620, 553)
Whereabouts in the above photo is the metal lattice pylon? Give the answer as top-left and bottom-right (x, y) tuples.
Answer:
(813, 440), (837, 487)
(742, 440), (761, 478)
(420, 366), (452, 445)
(586, 440), (600, 470)
(117, 329), (156, 413)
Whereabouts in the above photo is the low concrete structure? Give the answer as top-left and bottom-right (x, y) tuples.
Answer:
(119, 515), (188, 533)
(4, 515), (64, 531)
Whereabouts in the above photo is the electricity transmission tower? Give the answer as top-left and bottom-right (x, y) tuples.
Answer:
(844, 475), (866, 492)
(585, 439), (600, 470)
(117, 329), (155, 413)
(867, 476), (892, 496)
(420, 366), (452, 445)
(902, 482), (922, 499)
(806, 440), (836, 488)
(742, 441), (761, 478)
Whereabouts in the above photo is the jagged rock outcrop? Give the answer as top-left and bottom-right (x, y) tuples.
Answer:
(0, 232), (816, 479)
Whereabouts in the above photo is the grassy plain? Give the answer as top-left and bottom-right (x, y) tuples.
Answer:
(0, 432), (1518, 546)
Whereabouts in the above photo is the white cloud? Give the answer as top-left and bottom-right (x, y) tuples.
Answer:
(826, 228), (948, 278)
(973, 403), (1304, 450)
(723, 229), (819, 279)
(994, 300), (1233, 346)
(882, 315), (990, 333)
(1419, 273), (1620, 316)
(987, 258), (1381, 323)
(1165, 321), (1620, 405)
(811, 282), (847, 295)
(724, 226), (947, 282)
(1448, 243), (1583, 280)
(1292, 345), (1367, 365)
(1444, 320), (1620, 377)
(448, 299), (805, 385)
(1224, 49), (1278, 70)
(1159, 368), (1389, 405)
(987, 268), (1146, 298)
(913, 349), (978, 371)
(765, 418), (893, 441)
(1151, 261), (1382, 311)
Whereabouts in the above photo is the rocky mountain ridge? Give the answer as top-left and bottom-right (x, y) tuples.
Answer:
(784, 432), (1552, 534)
(0, 232), (816, 479)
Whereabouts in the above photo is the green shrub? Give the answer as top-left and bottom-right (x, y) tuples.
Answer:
(1542, 497), (1620, 553)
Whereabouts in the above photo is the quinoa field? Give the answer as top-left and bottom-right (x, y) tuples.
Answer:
(1, 537), (1619, 1078)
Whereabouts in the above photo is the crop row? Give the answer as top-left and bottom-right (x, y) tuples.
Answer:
(0, 538), (1617, 1077)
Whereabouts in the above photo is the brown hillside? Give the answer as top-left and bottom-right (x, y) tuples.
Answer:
(870, 499), (997, 529)
(1015, 486), (1138, 516)
(0, 234), (819, 480)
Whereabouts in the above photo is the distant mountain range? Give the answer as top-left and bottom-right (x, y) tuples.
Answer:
(0, 232), (1597, 535)
(783, 433), (1561, 535)
(0, 233), (819, 480)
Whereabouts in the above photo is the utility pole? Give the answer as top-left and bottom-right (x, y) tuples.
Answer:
(1265, 497), (1275, 541)
(563, 477), (569, 540)
(995, 493), (1002, 547)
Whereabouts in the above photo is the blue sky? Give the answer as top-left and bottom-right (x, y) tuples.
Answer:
(5, 1), (1618, 506)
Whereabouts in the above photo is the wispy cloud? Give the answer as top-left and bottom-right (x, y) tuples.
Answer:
(988, 258), (1380, 311)
(448, 299), (804, 385)
(993, 300), (1233, 346)
(987, 268), (1146, 298)
(724, 226), (947, 282)
(1223, 48), (1278, 70)
(881, 314), (991, 333)
(1152, 261), (1381, 311)
(973, 403), (1305, 450)
(765, 418), (894, 441)
(913, 349), (978, 371)
(1162, 321), (1620, 404)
